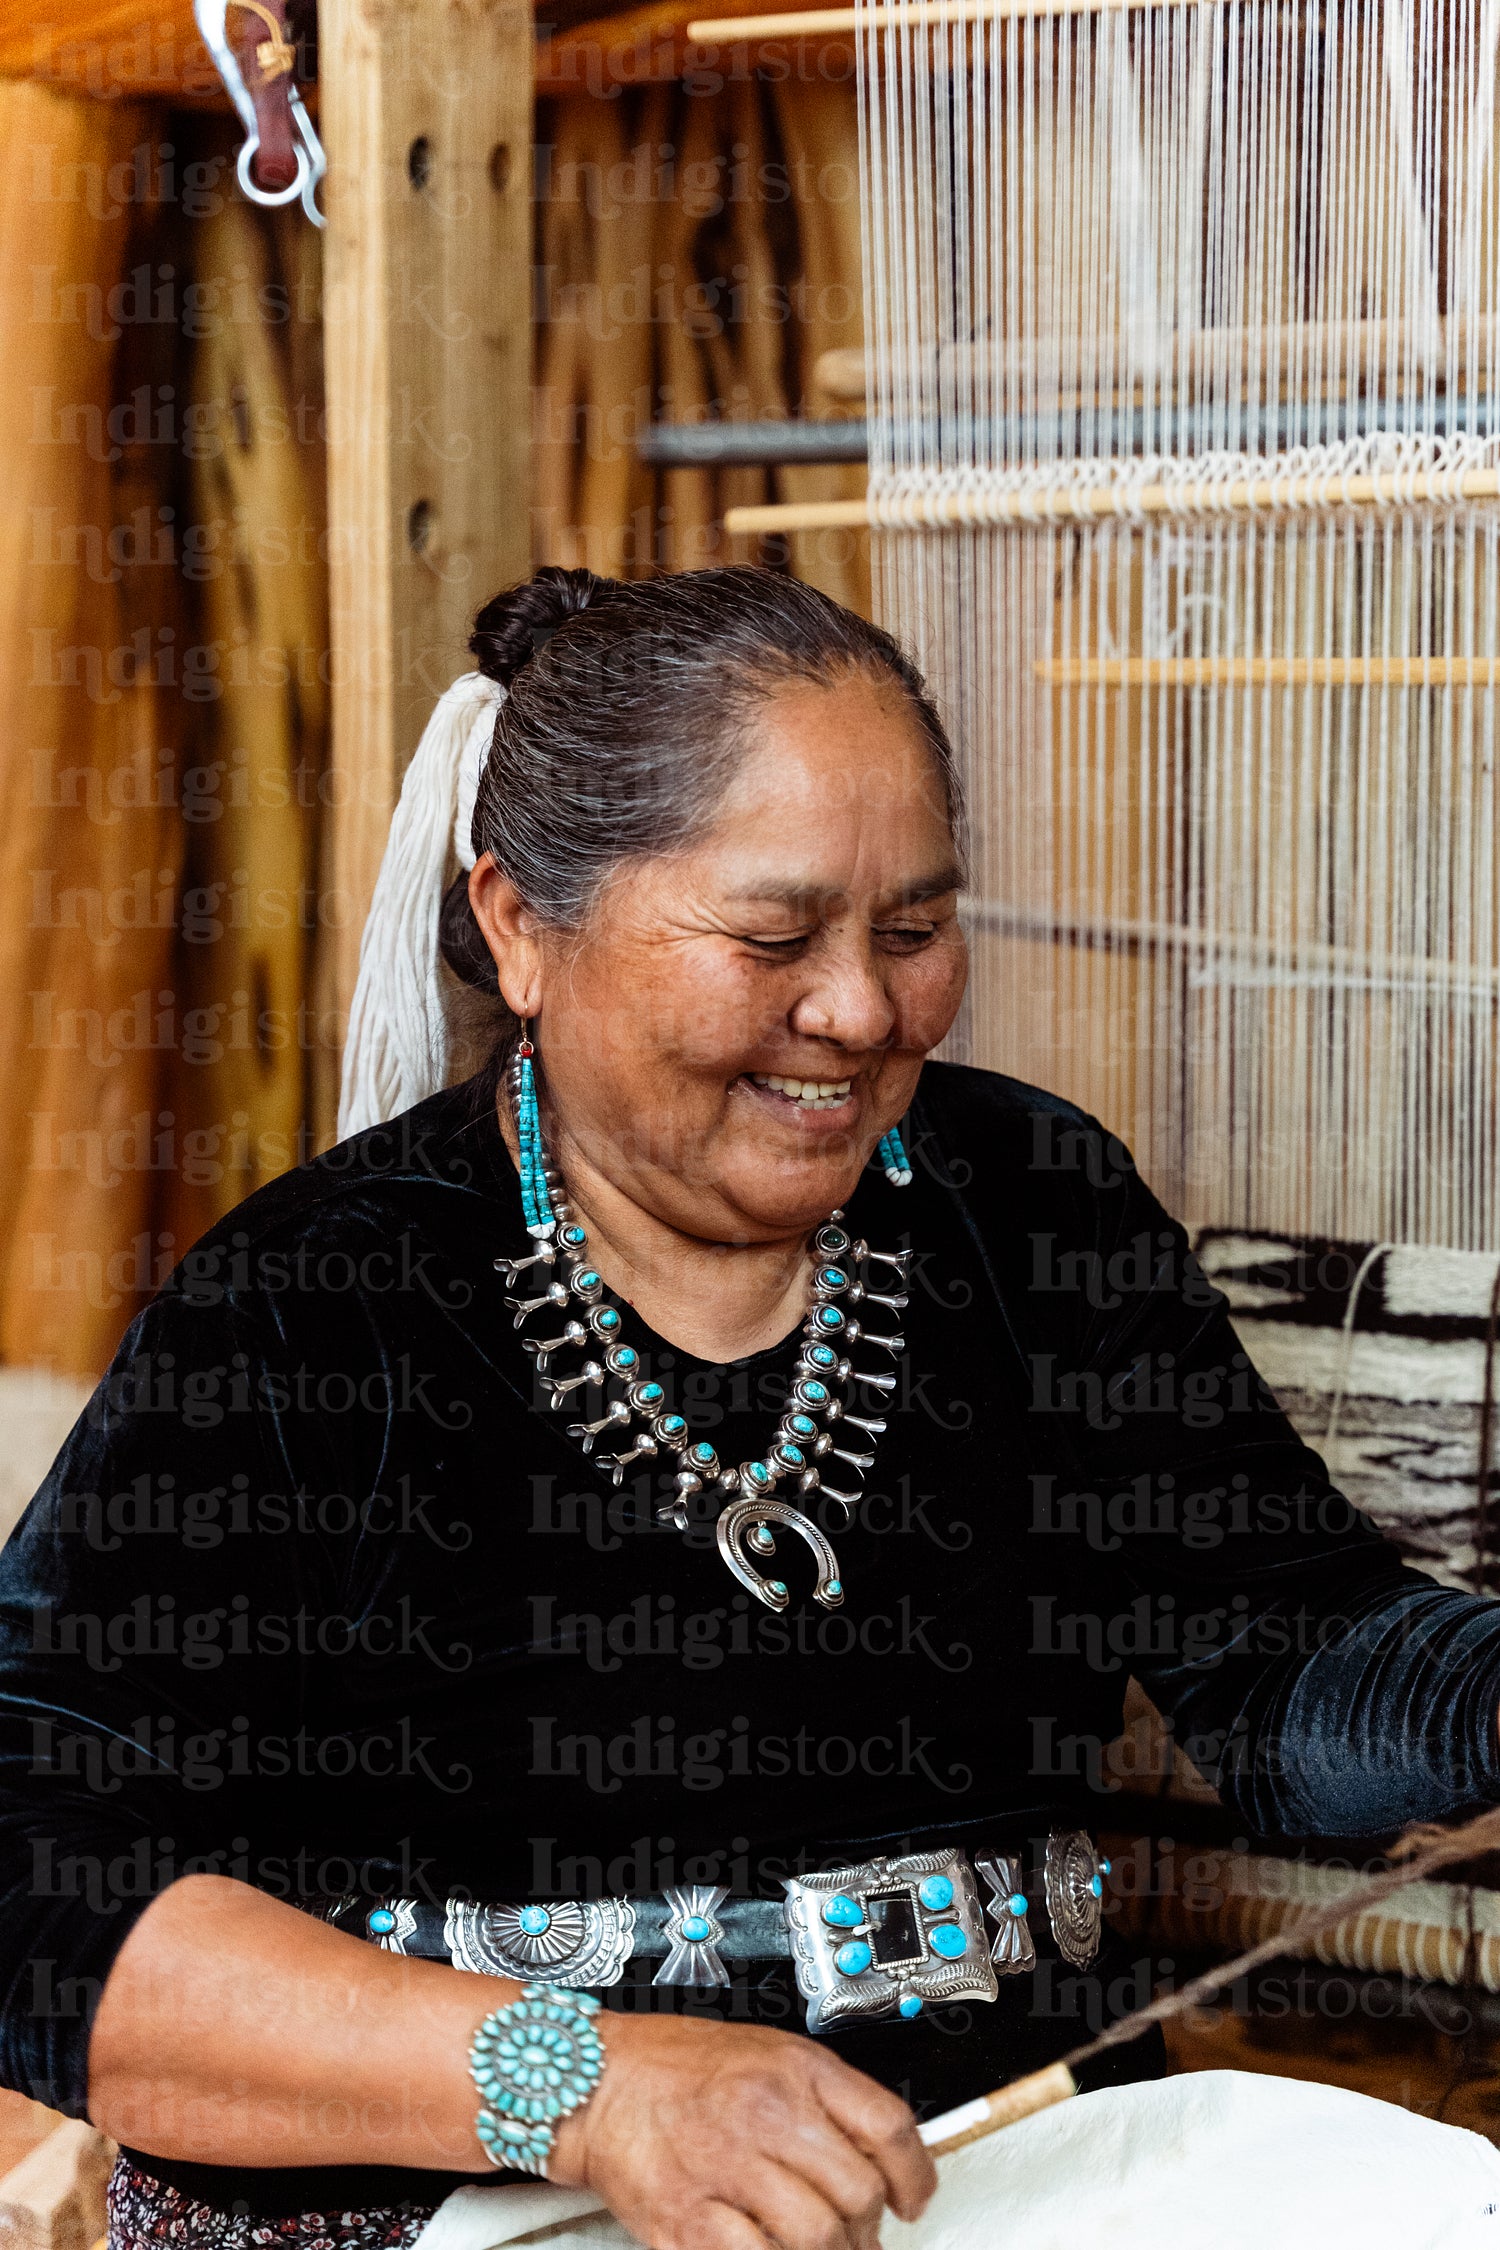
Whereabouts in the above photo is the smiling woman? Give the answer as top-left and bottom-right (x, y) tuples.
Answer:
(459, 573), (966, 1360)
(5, 567), (1500, 2250)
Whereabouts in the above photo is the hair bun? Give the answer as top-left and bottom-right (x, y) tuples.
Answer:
(469, 565), (621, 688)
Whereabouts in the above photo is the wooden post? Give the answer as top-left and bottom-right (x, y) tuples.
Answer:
(319, 0), (533, 1045)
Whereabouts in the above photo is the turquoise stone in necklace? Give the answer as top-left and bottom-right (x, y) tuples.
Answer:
(498, 1049), (914, 1611)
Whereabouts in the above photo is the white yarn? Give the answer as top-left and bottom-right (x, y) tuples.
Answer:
(338, 670), (504, 1139)
(865, 0), (1500, 1253)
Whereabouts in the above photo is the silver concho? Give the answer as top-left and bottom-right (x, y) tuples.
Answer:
(366, 1898), (418, 1954)
(1043, 1829), (1106, 1968)
(974, 1852), (1035, 1975)
(782, 1849), (997, 2034)
(654, 1884), (730, 1987)
(443, 1898), (636, 1986)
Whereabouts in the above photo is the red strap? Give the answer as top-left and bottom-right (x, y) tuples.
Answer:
(227, 0), (300, 192)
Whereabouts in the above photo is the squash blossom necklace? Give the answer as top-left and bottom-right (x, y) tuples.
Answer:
(495, 1032), (914, 1613)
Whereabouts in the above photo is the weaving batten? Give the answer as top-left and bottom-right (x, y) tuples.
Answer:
(850, 0), (1500, 1255)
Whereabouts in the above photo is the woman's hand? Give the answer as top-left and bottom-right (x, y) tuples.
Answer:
(548, 2011), (937, 2250)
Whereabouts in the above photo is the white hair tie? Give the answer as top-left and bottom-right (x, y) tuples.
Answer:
(337, 670), (505, 1139)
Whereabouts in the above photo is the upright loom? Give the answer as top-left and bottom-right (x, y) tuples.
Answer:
(862, 0), (1500, 1235)
(705, 0), (1500, 1586)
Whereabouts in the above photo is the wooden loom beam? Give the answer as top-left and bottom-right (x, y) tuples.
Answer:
(724, 462), (1500, 531)
(319, 0), (533, 1039)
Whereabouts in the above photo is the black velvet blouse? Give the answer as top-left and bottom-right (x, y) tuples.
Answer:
(2, 1060), (1499, 2217)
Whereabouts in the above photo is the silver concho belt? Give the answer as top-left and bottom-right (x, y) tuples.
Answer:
(320, 1829), (1109, 2034)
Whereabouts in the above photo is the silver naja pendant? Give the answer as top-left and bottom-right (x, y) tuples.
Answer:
(716, 1496), (845, 1611)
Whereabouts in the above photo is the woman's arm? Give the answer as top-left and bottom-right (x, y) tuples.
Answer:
(1044, 1108), (1500, 1834)
(87, 1875), (493, 2169)
(89, 1874), (935, 2250)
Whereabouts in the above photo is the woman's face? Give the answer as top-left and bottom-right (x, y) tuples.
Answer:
(473, 670), (968, 1243)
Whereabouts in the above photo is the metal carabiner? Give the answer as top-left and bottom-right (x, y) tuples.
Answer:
(193, 0), (327, 227)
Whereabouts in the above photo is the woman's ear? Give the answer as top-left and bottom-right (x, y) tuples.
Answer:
(468, 855), (543, 1019)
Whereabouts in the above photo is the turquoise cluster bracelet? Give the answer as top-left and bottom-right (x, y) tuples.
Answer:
(468, 1985), (606, 2176)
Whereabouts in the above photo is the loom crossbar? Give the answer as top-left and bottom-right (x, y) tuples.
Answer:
(725, 466), (1500, 533)
(850, 0), (1500, 1249)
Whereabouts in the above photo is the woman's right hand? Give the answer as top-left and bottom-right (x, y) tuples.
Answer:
(548, 2010), (938, 2250)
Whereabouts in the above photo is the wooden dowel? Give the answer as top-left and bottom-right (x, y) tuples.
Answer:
(730, 497), (875, 531)
(725, 462), (1500, 533)
(1035, 656), (1500, 687)
(919, 2063), (1077, 2156)
(688, 0), (1194, 38)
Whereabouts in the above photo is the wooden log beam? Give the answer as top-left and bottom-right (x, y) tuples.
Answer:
(319, 0), (532, 1047)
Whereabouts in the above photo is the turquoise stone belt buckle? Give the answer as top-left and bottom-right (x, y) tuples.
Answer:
(781, 1848), (999, 2033)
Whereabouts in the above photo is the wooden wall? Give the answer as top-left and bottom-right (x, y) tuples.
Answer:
(0, 46), (868, 1380)
(170, 137), (333, 1245)
(0, 91), (332, 1376)
(534, 67), (868, 610)
(0, 83), (190, 1375)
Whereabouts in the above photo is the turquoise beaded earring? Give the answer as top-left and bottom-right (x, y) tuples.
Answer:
(878, 1124), (913, 1187)
(513, 1022), (557, 1237)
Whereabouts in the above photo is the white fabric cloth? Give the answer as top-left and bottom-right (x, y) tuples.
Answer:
(338, 672), (504, 1140)
(411, 2071), (1500, 2250)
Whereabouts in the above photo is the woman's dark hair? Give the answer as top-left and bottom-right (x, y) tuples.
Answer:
(439, 564), (964, 992)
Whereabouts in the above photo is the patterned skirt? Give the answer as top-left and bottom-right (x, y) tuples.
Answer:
(107, 2154), (442, 2250)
